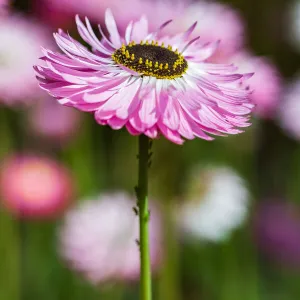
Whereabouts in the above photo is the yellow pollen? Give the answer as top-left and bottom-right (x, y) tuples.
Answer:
(111, 40), (188, 80)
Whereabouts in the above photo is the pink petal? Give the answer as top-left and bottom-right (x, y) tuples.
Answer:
(157, 122), (184, 145)
(138, 89), (158, 128)
(126, 122), (141, 135)
(107, 117), (127, 130)
(131, 16), (148, 42)
(105, 9), (122, 48)
(144, 125), (159, 139)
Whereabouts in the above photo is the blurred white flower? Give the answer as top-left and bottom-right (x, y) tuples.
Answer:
(178, 166), (250, 242)
(278, 76), (300, 140)
(59, 192), (161, 284)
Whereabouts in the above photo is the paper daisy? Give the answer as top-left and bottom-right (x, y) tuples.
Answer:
(35, 9), (254, 144)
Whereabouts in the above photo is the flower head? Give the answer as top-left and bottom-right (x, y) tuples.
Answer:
(0, 16), (52, 104)
(0, 155), (73, 219)
(35, 9), (253, 144)
(178, 165), (249, 242)
(59, 192), (161, 284)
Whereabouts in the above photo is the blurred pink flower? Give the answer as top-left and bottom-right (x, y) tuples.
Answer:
(0, 0), (9, 15)
(43, 0), (184, 32)
(59, 192), (161, 284)
(254, 200), (300, 269)
(278, 77), (300, 140)
(29, 97), (82, 142)
(44, 0), (243, 59)
(35, 10), (253, 144)
(167, 1), (245, 61)
(0, 15), (51, 105)
(0, 155), (73, 219)
(33, 0), (74, 29)
(229, 52), (282, 118)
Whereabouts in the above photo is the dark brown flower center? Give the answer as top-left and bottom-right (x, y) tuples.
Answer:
(112, 40), (188, 79)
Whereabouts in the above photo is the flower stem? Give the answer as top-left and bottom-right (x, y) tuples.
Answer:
(137, 134), (152, 300)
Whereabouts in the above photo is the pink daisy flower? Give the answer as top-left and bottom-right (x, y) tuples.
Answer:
(35, 9), (254, 144)
(59, 192), (161, 284)
(229, 52), (282, 119)
(0, 155), (73, 219)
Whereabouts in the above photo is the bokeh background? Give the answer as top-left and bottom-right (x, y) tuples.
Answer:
(1, 0), (300, 299)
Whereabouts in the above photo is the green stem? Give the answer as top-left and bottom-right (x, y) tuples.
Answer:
(137, 134), (152, 300)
